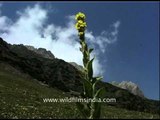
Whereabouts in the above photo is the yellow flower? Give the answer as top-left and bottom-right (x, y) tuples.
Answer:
(76, 21), (86, 28)
(75, 23), (80, 30)
(75, 12), (87, 37)
(83, 22), (87, 27)
(75, 12), (86, 21)
(78, 20), (83, 24)
(80, 22), (87, 28)
(79, 32), (84, 36)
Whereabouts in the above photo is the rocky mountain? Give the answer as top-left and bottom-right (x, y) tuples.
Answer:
(25, 45), (55, 60)
(69, 62), (83, 72)
(0, 37), (159, 114)
(25, 46), (83, 72)
(110, 81), (145, 98)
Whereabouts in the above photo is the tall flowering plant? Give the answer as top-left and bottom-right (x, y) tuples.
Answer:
(75, 12), (105, 119)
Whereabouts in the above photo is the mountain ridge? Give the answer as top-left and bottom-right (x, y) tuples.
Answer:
(110, 81), (145, 98)
(23, 44), (147, 99)
(0, 37), (159, 114)
(25, 45), (55, 60)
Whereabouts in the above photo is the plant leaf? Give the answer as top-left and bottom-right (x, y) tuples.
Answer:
(87, 57), (94, 81)
(76, 102), (90, 118)
(85, 43), (88, 51)
(83, 78), (93, 98)
(92, 76), (103, 84)
(81, 41), (85, 49)
(93, 102), (101, 119)
(79, 47), (83, 52)
(83, 51), (89, 67)
(89, 48), (94, 54)
(92, 76), (103, 96)
(94, 87), (106, 99)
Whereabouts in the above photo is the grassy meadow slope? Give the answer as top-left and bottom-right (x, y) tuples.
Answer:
(0, 64), (159, 119)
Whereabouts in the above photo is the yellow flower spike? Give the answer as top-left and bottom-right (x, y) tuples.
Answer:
(75, 12), (87, 38)
(75, 12), (86, 20)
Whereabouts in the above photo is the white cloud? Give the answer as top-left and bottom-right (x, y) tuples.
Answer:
(0, 4), (11, 32)
(0, 4), (120, 76)
(85, 20), (120, 53)
(0, 16), (10, 31)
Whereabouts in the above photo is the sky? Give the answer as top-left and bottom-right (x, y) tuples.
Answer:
(0, 1), (159, 100)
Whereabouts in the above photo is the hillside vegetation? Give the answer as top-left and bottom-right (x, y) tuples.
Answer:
(0, 67), (159, 119)
(0, 37), (159, 119)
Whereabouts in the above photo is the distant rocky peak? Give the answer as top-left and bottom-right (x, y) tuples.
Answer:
(25, 45), (55, 60)
(69, 62), (83, 71)
(111, 81), (145, 98)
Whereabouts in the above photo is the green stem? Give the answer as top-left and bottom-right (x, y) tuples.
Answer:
(80, 35), (95, 119)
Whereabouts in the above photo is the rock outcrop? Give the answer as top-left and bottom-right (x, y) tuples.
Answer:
(111, 81), (145, 98)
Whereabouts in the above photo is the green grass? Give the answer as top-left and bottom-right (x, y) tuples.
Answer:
(0, 70), (159, 119)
